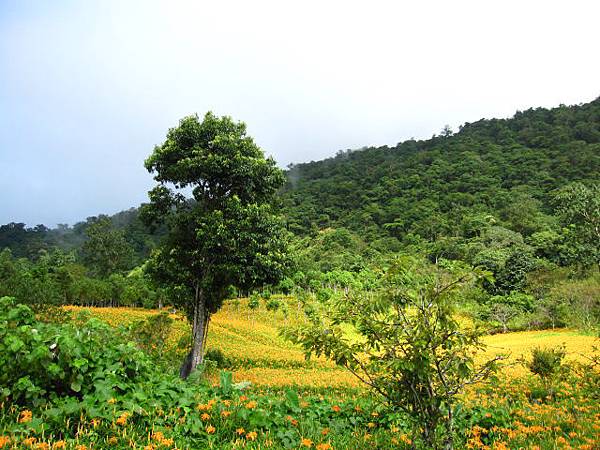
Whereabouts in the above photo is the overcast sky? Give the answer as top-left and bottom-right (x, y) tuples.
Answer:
(1, 0), (599, 226)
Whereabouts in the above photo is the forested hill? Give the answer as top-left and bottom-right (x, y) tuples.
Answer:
(2, 98), (599, 266)
(281, 98), (600, 246)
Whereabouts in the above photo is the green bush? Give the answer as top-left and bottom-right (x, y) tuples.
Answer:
(0, 296), (154, 406)
(527, 346), (566, 381)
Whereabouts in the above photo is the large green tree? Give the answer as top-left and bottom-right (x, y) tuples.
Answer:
(142, 112), (289, 378)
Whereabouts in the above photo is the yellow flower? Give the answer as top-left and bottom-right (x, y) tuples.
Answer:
(246, 431), (258, 441)
(34, 443), (49, 450)
(367, 422), (376, 428)
(301, 438), (313, 447)
(75, 446), (88, 450)
(18, 410), (33, 423)
(107, 398), (116, 404)
(371, 412), (379, 417)
(206, 425), (216, 434)
(236, 428), (245, 436)
(52, 442), (66, 449)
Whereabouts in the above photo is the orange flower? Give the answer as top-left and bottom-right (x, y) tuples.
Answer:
(0, 436), (11, 449)
(301, 438), (313, 447)
(245, 401), (257, 409)
(316, 444), (332, 450)
(246, 431), (258, 441)
(321, 428), (330, 436)
(221, 410), (232, 418)
(23, 437), (37, 447)
(201, 413), (210, 421)
(239, 395), (248, 402)
(52, 442), (66, 449)
(236, 428), (245, 436)
(152, 432), (164, 442)
(331, 405), (341, 413)
(206, 425), (216, 434)
(115, 412), (130, 426)
(18, 410), (33, 423)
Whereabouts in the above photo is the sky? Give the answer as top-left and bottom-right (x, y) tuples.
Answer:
(1, 0), (599, 227)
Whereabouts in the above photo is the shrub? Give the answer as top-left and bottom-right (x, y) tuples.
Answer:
(0, 296), (154, 406)
(527, 346), (566, 381)
(285, 257), (502, 449)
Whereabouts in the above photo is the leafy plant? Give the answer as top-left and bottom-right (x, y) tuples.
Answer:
(284, 257), (503, 449)
(527, 346), (566, 381)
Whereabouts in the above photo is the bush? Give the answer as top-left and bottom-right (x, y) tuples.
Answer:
(528, 346), (566, 381)
(0, 296), (155, 406)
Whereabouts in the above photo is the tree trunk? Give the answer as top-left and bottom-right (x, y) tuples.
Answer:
(180, 285), (209, 379)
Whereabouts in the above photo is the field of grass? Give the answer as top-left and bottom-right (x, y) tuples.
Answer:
(65, 298), (599, 388)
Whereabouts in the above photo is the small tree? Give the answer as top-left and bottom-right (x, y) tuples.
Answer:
(142, 113), (289, 378)
(284, 257), (502, 449)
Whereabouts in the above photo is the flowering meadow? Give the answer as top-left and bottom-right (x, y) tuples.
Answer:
(1, 297), (598, 449)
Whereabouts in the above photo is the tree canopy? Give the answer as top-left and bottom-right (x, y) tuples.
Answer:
(141, 112), (290, 377)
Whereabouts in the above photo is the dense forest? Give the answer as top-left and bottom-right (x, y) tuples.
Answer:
(1, 98), (599, 331)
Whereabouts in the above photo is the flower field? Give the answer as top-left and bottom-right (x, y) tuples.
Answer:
(1, 298), (598, 449)
(64, 300), (599, 388)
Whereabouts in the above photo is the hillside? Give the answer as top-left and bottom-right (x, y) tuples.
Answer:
(281, 98), (600, 244)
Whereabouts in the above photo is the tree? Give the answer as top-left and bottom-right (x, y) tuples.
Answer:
(141, 112), (289, 378)
(80, 217), (134, 278)
(284, 257), (501, 449)
(553, 182), (600, 269)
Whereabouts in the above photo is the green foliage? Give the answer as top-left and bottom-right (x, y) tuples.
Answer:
(141, 112), (290, 376)
(81, 216), (135, 277)
(553, 182), (600, 269)
(0, 297), (154, 406)
(527, 346), (566, 382)
(129, 312), (174, 361)
(284, 257), (502, 448)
